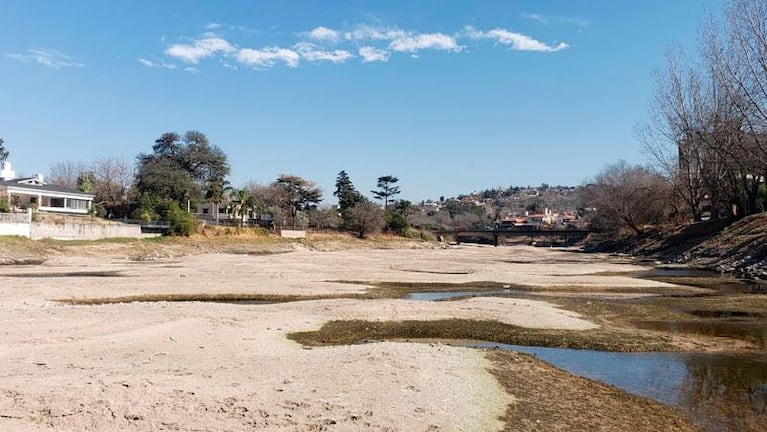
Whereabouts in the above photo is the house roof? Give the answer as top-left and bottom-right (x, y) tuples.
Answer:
(0, 178), (95, 197)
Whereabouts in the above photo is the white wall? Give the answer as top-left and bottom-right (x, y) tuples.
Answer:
(280, 229), (307, 239)
(0, 222), (31, 237)
(0, 213), (32, 238)
(30, 221), (143, 240)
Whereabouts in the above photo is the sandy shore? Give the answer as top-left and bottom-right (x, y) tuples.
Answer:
(0, 245), (681, 431)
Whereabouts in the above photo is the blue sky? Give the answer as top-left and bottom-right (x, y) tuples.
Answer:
(0, 0), (721, 202)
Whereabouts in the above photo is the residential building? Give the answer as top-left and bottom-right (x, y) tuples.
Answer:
(0, 162), (94, 215)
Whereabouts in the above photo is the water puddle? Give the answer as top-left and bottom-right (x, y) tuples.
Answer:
(477, 342), (767, 432)
(406, 289), (529, 301)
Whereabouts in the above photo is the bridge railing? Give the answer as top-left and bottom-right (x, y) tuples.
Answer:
(119, 219), (172, 228)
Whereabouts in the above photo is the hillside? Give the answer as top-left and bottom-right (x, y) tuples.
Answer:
(587, 213), (767, 279)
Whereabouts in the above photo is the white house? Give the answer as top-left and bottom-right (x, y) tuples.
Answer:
(0, 162), (94, 215)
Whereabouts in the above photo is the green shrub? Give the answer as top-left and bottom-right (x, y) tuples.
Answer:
(0, 198), (9, 213)
(385, 209), (409, 235)
(404, 227), (435, 241)
(165, 202), (197, 236)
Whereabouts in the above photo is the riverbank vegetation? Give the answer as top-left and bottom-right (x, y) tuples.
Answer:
(583, 0), (767, 236)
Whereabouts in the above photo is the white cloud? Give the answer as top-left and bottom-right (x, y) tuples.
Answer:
(5, 48), (84, 68)
(358, 46), (390, 62)
(463, 26), (569, 52)
(165, 37), (235, 63)
(307, 26), (341, 42)
(559, 16), (591, 29)
(343, 24), (404, 41)
(294, 42), (353, 64)
(521, 13), (549, 25)
(149, 22), (571, 71)
(521, 13), (590, 29)
(236, 47), (300, 68)
(185, 67), (200, 74)
(137, 57), (176, 69)
(389, 32), (462, 53)
(341, 25), (461, 54)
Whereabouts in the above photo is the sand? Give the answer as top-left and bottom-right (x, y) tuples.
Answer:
(0, 245), (672, 431)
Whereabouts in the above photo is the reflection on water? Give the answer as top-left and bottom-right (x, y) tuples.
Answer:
(635, 319), (767, 349)
(478, 342), (767, 432)
(641, 267), (767, 294)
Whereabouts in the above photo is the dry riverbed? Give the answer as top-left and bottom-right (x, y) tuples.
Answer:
(1, 241), (757, 431)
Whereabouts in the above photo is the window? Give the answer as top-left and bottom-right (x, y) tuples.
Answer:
(66, 199), (89, 210)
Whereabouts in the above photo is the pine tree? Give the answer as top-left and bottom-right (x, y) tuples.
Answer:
(372, 175), (401, 210)
(334, 170), (363, 214)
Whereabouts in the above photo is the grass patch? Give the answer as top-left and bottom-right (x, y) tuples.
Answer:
(389, 268), (474, 275)
(546, 294), (767, 349)
(487, 350), (697, 432)
(334, 280), (706, 299)
(287, 319), (677, 352)
(0, 258), (47, 266)
(325, 281), (541, 299)
(3, 270), (124, 278)
(56, 292), (371, 305)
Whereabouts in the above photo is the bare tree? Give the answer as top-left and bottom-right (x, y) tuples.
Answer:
(581, 161), (672, 235)
(639, 49), (721, 221)
(309, 206), (341, 231)
(248, 182), (283, 209)
(347, 200), (385, 238)
(47, 160), (88, 189)
(0, 138), (8, 165)
(703, 0), (767, 216)
(91, 157), (134, 217)
(640, 0), (767, 220)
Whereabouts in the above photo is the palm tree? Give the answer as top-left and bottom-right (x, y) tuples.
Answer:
(230, 188), (254, 226)
(205, 178), (232, 224)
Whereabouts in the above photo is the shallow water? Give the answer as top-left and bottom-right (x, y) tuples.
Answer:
(477, 342), (767, 432)
(642, 267), (767, 294)
(634, 319), (767, 350)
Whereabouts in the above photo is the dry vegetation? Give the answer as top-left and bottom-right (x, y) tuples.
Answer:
(487, 350), (697, 432)
(0, 228), (434, 265)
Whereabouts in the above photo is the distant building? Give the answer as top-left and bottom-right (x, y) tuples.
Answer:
(527, 208), (556, 225)
(0, 162), (94, 215)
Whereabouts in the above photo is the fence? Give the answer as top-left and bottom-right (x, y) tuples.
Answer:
(0, 212), (32, 224)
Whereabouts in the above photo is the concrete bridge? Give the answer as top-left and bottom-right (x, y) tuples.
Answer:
(454, 228), (591, 246)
